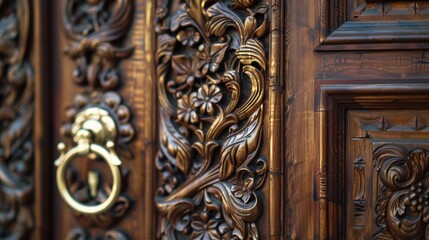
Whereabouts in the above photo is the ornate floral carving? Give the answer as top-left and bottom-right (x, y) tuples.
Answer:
(155, 0), (269, 239)
(62, 0), (134, 90)
(373, 144), (429, 239)
(0, 0), (34, 238)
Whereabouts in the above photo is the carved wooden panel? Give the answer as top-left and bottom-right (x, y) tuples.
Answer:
(154, 0), (273, 239)
(344, 110), (429, 239)
(0, 0), (34, 238)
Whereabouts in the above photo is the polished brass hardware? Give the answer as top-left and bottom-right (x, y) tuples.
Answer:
(55, 107), (122, 215)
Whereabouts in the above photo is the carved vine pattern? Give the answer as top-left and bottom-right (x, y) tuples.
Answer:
(0, 0), (34, 238)
(373, 144), (429, 239)
(155, 0), (269, 239)
(62, 0), (134, 237)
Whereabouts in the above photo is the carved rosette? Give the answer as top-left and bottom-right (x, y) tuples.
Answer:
(155, 0), (269, 239)
(61, 0), (134, 237)
(0, 0), (34, 238)
(373, 145), (429, 239)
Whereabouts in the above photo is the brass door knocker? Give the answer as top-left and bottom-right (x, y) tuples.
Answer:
(55, 107), (121, 215)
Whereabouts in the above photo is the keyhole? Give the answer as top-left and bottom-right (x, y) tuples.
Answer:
(88, 171), (100, 198)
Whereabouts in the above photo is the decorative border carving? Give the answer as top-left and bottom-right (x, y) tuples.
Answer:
(154, 0), (270, 238)
(61, 0), (135, 235)
(0, 0), (34, 238)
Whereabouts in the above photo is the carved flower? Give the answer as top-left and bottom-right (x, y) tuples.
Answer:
(196, 43), (228, 76)
(193, 84), (222, 116)
(191, 211), (224, 240)
(231, 177), (254, 203)
(177, 94), (199, 124)
(176, 27), (201, 46)
(172, 55), (200, 85)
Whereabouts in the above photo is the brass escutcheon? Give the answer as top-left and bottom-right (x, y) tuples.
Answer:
(55, 107), (121, 215)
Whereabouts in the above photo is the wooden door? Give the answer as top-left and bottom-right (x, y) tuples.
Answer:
(286, 0), (429, 238)
(0, 0), (284, 239)
(4, 0), (429, 239)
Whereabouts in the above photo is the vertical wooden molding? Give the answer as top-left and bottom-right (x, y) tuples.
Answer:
(269, 0), (285, 239)
(34, 0), (53, 238)
(143, 0), (157, 238)
(0, 0), (34, 238)
(154, 0), (271, 238)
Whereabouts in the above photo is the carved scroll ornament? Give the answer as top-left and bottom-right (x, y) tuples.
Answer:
(0, 0), (34, 238)
(62, 0), (133, 90)
(155, 0), (269, 239)
(374, 145), (429, 239)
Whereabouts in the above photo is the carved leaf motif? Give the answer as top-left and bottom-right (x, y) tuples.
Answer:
(171, 10), (199, 33)
(205, 2), (243, 38)
(161, 109), (192, 174)
(219, 107), (263, 180)
(236, 39), (266, 71)
(234, 65), (264, 120)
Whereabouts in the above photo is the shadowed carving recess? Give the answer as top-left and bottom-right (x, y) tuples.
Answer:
(155, 0), (269, 239)
(0, 0), (34, 238)
(62, 0), (134, 90)
(373, 144), (429, 239)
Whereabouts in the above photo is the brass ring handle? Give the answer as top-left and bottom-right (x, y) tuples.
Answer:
(55, 107), (122, 215)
